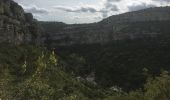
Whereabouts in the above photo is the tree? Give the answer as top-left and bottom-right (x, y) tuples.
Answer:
(49, 51), (58, 66)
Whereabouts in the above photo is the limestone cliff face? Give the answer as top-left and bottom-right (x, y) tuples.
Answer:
(41, 7), (170, 46)
(1, 0), (170, 46)
(0, 0), (42, 45)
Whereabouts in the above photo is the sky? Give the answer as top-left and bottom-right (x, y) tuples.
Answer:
(14, 0), (170, 24)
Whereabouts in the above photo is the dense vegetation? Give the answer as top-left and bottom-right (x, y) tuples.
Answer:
(55, 36), (170, 91)
(0, 44), (107, 100)
(2, 16), (170, 100)
(0, 43), (170, 100)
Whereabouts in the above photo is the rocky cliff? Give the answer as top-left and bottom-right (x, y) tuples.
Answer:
(0, 0), (42, 45)
(40, 7), (170, 46)
(1, 0), (170, 46)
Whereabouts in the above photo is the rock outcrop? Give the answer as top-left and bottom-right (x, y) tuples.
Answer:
(1, 0), (170, 46)
(40, 7), (170, 46)
(0, 0), (42, 45)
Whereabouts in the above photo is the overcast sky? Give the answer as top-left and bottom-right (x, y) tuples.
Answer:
(14, 0), (170, 24)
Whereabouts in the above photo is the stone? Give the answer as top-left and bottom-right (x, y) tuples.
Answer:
(0, 0), (42, 45)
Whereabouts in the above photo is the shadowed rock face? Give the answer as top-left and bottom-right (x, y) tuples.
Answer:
(1, 0), (170, 46)
(0, 0), (42, 45)
(40, 7), (170, 46)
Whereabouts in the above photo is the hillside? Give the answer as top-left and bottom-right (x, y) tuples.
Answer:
(0, 43), (111, 100)
(1, 0), (170, 100)
(40, 7), (170, 46)
(40, 6), (170, 91)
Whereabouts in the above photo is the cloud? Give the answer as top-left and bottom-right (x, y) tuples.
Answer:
(14, 0), (170, 24)
(22, 5), (49, 14)
(99, 5), (119, 18)
(106, 0), (122, 2)
(128, 3), (157, 11)
(102, 0), (120, 11)
(54, 5), (98, 13)
(100, 0), (120, 18)
(104, 1), (119, 10)
(152, 0), (170, 3)
(54, 0), (119, 19)
(73, 15), (101, 20)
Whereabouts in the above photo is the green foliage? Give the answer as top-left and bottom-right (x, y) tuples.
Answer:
(106, 71), (170, 100)
(34, 52), (47, 76)
(56, 37), (170, 91)
(1, 43), (170, 100)
(144, 71), (170, 100)
(21, 60), (27, 74)
(14, 78), (55, 100)
(49, 51), (58, 66)
(63, 53), (90, 76)
(0, 43), (107, 100)
(59, 92), (89, 100)
(0, 65), (14, 99)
